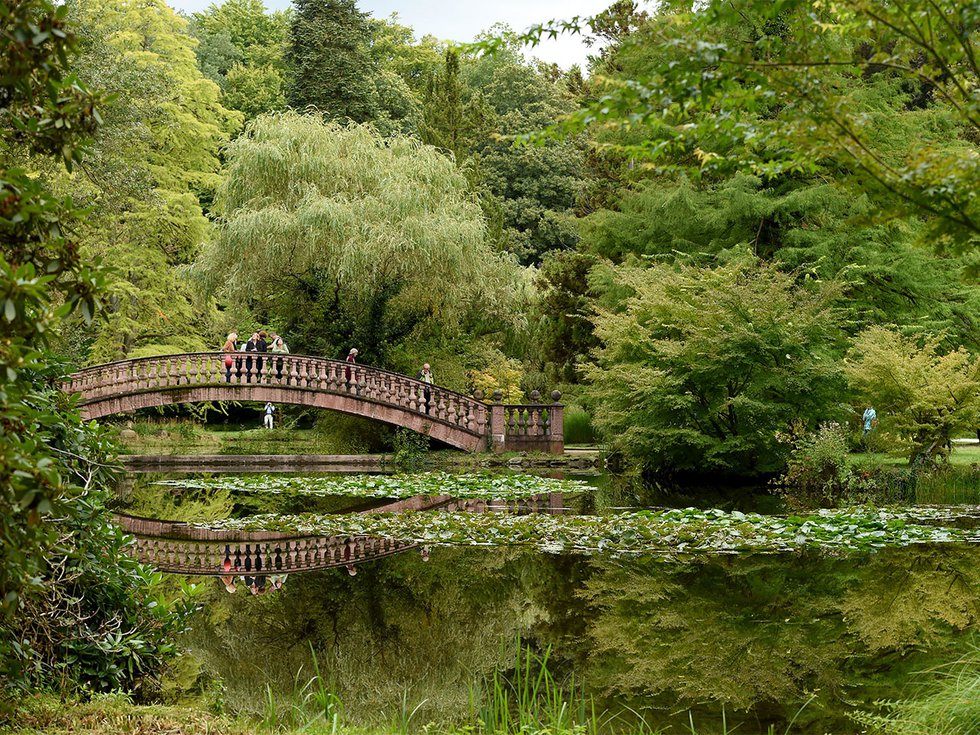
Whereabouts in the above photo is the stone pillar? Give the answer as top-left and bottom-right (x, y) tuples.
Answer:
(490, 389), (506, 453)
(549, 390), (564, 454)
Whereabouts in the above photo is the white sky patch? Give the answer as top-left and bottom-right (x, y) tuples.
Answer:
(166, 0), (613, 68)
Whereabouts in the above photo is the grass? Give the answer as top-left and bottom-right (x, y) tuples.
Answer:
(851, 643), (980, 735)
(847, 444), (980, 504)
(1, 692), (254, 735)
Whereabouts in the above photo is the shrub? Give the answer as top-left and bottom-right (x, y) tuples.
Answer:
(564, 405), (597, 445)
(778, 425), (914, 509)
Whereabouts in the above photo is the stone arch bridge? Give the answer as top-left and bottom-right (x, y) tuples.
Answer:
(65, 352), (564, 453)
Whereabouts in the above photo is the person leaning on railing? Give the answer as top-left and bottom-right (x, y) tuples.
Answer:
(221, 332), (238, 383)
(271, 335), (289, 382)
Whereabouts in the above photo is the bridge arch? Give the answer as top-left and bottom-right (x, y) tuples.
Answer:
(66, 352), (488, 450)
(65, 352), (565, 453)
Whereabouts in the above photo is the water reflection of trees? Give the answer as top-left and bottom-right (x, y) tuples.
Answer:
(182, 545), (980, 730)
(574, 546), (980, 728)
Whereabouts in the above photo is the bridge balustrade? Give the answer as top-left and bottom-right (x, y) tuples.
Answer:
(65, 352), (564, 453)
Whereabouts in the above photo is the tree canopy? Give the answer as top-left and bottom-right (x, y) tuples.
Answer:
(194, 112), (521, 366)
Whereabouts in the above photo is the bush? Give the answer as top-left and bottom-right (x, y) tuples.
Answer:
(391, 426), (430, 470)
(778, 425), (914, 509)
(564, 405), (597, 445)
(1, 382), (198, 702)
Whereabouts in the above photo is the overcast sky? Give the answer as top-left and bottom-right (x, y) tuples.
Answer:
(166, 0), (612, 68)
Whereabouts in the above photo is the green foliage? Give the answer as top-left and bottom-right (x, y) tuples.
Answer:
(584, 256), (844, 476)
(367, 14), (441, 95)
(563, 405), (597, 445)
(476, 643), (598, 735)
(391, 427), (430, 470)
(535, 250), (598, 382)
(1, 0), (104, 626)
(196, 503), (975, 555)
(778, 424), (912, 510)
(58, 0), (242, 362)
(155, 472), (586, 501)
(190, 0), (291, 120)
(194, 112), (520, 366)
(499, 1), (980, 248)
(1, 1), (196, 703)
(286, 0), (378, 124)
(844, 326), (980, 465)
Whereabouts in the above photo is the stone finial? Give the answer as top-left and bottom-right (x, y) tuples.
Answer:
(492, 389), (503, 403)
(551, 390), (562, 403)
(530, 390), (541, 402)
(473, 389), (484, 401)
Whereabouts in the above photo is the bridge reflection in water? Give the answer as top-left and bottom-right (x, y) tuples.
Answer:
(116, 493), (564, 577)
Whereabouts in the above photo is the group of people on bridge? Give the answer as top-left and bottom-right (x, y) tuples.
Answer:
(219, 332), (437, 428)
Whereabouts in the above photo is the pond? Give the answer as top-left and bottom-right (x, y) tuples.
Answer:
(114, 468), (980, 734)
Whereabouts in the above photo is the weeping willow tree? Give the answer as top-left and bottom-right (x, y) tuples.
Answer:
(194, 111), (521, 365)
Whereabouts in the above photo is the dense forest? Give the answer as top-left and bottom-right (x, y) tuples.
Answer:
(2, 0), (979, 727)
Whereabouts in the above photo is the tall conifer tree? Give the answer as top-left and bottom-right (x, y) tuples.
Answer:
(286, 0), (379, 123)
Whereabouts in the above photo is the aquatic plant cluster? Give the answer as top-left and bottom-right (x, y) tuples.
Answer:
(194, 506), (978, 556)
(154, 472), (591, 500)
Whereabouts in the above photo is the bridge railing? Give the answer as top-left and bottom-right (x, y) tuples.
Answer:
(66, 352), (489, 438)
(66, 352), (565, 453)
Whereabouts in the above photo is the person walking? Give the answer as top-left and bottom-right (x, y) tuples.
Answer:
(264, 402), (276, 429)
(271, 335), (289, 382)
(221, 332), (237, 383)
(862, 406), (877, 435)
(416, 362), (433, 414)
(345, 348), (358, 385)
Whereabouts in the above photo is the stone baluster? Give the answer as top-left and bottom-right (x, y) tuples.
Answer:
(489, 390), (506, 453)
(549, 390), (564, 453)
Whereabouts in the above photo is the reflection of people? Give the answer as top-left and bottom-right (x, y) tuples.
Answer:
(416, 363), (433, 414)
(863, 407), (877, 435)
(220, 575), (237, 593)
(420, 546), (430, 562)
(345, 564), (357, 576)
(345, 348), (358, 384)
(264, 402), (275, 429)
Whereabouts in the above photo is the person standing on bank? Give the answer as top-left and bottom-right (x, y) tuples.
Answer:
(416, 362), (433, 414)
(345, 348), (358, 385)
(221, 332), (237, 383)
(264, 402), (275, 429)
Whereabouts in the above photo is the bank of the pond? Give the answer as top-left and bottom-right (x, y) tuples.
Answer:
(122, 451), (603, 472)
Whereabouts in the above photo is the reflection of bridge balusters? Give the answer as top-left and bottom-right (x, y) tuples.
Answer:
(367, 492), (565, 515)
(63, 353), (564, 453)
(117, 515), (416, 576)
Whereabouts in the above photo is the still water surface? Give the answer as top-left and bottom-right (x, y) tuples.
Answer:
(116, 470), (980, 734)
